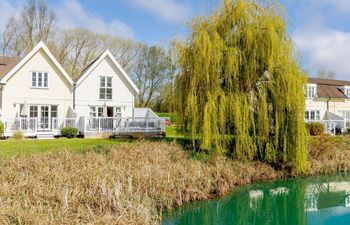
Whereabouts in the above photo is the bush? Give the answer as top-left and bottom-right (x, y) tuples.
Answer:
(306, 122), (325, 136)
(61, 127), (78, 138)
(13, 131), (24, 140)
(0, 121), (4, 137)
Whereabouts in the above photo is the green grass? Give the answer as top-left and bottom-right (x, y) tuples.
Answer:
(0, 138), (131, 159)
(166, 126), (183, 138)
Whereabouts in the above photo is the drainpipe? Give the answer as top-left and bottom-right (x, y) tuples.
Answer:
(326, 97), (331, 111)
(73, 82), (77, 110)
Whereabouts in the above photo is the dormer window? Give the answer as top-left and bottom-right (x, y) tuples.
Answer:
(32, 71), (48, 88)
(306, 84), (317, 98)
(344, 86), (350, 98)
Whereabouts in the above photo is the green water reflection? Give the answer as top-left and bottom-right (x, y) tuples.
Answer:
(163, 175), (350, 225)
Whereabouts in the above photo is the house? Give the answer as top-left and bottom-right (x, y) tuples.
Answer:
(0, 42), (165, 139)
(305, 77), (350, 133)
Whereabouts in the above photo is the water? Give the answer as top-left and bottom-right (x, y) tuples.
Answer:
(163, 175), (350, 225)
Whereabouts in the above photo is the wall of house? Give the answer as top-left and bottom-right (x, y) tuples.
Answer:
(305, 98), (350, 120)
(74, 56), (135, 118)
(1, 49), (73, 119)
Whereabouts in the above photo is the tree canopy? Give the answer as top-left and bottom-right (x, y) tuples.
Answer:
(176, 0), (308, 173)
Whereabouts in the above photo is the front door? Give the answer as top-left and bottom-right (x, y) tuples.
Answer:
(39, 106), (50, 131)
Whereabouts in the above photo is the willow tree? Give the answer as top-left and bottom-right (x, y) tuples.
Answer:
(176, 0), (307, 173)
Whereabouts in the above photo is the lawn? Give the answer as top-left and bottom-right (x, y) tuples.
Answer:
(0, 138), (130, 158)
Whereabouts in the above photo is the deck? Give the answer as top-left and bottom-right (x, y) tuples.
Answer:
(0, 116), (166, 138)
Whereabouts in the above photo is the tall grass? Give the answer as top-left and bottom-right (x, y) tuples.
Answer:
(0, 141), (280, 224)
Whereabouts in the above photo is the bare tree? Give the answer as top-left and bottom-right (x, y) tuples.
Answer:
(317, 69), (336, 79)
(132, 45), (170, 107)
(0, 0), (56, 56)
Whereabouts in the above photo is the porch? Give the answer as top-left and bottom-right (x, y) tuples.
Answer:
(0, 116), (166, 138)
(305, 111), (350, 135)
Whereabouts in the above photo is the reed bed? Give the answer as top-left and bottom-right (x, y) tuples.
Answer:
(0, 141), (280, 224)
(308, 135), (350, 175)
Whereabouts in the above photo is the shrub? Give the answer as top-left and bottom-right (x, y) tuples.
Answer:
(61, 127), (78, 138)
(13, 131), (24, 140)
(0, 121), (4, 137)
(306, 122), (325, 136)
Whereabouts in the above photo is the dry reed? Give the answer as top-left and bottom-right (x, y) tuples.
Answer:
(0, 141), (280, 224)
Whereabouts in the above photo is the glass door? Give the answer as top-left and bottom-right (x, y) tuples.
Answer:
(39, 106), (50, 131)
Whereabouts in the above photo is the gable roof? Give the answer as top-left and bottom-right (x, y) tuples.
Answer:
(0, 41), (73, 85)
(74, 53), (102, 82)
(308, 77), (350, 86)
(75, 50), (139, 94)
(308, 77), (349, 99)
(0, 56), (22, 79)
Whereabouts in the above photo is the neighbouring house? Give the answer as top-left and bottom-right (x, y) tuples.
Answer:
(305, 77), (350, 133)
(0, 42), (165, 139)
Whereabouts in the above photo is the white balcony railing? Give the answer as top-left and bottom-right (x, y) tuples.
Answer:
(83, 117), (166, 133)
(0, 116), (166, 136)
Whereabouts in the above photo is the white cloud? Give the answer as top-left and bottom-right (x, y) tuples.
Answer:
(127, 0), (192, 23)
(293, 25), (350, 79)
(55, 0), (134, 39)
(323, 0), (350, 13)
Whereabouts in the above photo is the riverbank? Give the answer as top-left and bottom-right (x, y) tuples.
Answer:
(0, 136), (348, 224)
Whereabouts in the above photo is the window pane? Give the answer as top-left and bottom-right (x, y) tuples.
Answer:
(98, 107), (103, 117)
(38, 73), (42, 87)
(305, 111), (309, 121)
(310, 111), (315, 120)
(106, 88), (112, 99)
(100, 88), (105, 99)
(89, 107), (96, 117)
(32, 72), (37, 87)
(316, 111), (320, 121)
(100, 77), (105, 87)
(44, 73), (48, 87)
(51, 105), (58, 118)
(30, 106), (38, 118)
(107, 77), (112, 87)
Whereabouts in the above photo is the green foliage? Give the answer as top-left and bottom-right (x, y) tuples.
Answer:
(0, 121), (4, 137)
(306, 123), (325, 136)
(61, 127), (78, 138)
(13, 131), (24, 140)
(176, 0), (308, 173)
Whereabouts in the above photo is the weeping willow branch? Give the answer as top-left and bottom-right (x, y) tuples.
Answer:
(176, 0), (308, 173)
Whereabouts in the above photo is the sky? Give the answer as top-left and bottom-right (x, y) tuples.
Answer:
(1, 0), (350, 80)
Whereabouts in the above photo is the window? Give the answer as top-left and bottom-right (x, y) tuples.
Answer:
(51, 105), (58, 118)
(89, 107), (96, 117)
(99, 77), (112, 100)
(305, 110), (320, 122)
(29, 106), (38, 118)
(306, 84), (317, 98)
(98, 107), (103, 117)
(345, 87), (350, 98)
(32, 72), (49, 88)
(115, 107), (122, 118)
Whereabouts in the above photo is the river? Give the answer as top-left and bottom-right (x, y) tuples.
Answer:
(163, 174), (350, 225)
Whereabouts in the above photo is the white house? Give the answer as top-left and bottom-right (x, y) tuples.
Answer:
(305, 77), (350, 133)
(0, 42), (165, 139)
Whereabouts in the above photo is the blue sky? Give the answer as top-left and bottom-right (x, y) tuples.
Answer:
(1, 0), (350, 79)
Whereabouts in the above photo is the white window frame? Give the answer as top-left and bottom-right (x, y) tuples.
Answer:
(99, 76), (112, 100)
(305, 110), (321, 122)
(32, 71), (49, 88)
(306, 84), (317, 98)
(89, 107), (97, 118)
(344, 86), (350, 98)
